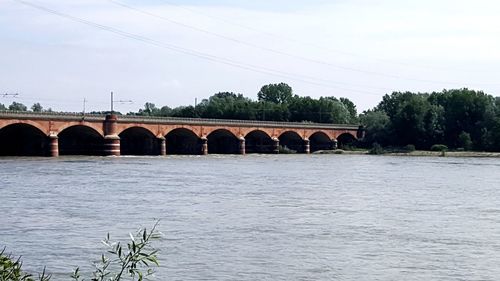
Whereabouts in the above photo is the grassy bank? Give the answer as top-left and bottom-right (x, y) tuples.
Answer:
(314, 149), (500, 157)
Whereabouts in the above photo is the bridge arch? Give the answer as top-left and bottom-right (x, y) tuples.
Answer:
(0, 123), (49, 156)
(245, 130), (274, 154)
(165, 128), (200, 155)
(310, 131), (333, 152)
(279, 131), (304, 153)
(207, 129), (239, 154)
(119, 127), (159, 155)
(337, 132), (357, 149)
(0, 120), (48, 135)
(58, 125), (105, 155)
(55, 122), (104, 137)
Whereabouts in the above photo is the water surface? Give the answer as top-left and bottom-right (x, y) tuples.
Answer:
(1, 155), (500, 280)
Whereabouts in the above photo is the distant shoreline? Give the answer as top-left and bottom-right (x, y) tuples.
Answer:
(314, 150), (500, 158)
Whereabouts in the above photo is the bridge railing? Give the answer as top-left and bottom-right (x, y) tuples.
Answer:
(0, 110), (361, 130)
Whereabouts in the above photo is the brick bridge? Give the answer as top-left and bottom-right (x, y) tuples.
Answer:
(0, 111), (364, 157)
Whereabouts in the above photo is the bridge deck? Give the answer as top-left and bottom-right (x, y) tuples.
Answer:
(0, 111), (360, 130)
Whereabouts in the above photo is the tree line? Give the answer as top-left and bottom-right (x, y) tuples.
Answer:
(360, 88), (500, 152)
(3, 84), (500, 151)
(0, 102), (48, 112)
(129, 83), (359, 124)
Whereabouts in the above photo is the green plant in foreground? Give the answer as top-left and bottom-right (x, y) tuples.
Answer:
(0, 248), (51, 281)
(1, 222), (161, 281)
(72, 222), (161, 281)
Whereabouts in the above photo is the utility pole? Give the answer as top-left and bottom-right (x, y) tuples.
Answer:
(110, 91), (114, 113)
(83, 98), (87, 115)
(110, 91), (132, 114)
(194, 97), (198, 117)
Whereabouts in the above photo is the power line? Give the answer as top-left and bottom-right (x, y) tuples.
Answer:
(12, 0), (387, 96)
(107, 0), (392, 92)
(154, 0), (500, 75)
(2, 93), (19, 98)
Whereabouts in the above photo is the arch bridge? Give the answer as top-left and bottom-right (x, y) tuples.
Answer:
(0, 112), (364, 157)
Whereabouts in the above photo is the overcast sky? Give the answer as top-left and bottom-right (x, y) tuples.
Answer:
(1, 0), (499, 113)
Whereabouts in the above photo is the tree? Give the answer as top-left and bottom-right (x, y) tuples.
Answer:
(31, 103), (43, 112)
(458, 131), (473, 150)
(171, 106), (197, 118)
(392, 94), (431, 148)
(340, 97), (358, 122)
(430, 89), (496, 149)
(8, 102), (27, 111)
(138, 102), (160, 116)
(0, 103), (6, 110)
(159, 105), (172, 117)
(359, 110), (391, 146)
(257, 83), (293, 104)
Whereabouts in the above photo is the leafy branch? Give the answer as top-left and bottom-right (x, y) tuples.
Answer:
(72, 221), (162, 281)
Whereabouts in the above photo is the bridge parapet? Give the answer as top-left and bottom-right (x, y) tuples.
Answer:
(0, 110), (360, 130)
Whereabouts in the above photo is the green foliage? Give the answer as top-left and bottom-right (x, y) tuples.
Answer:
(404, 144), (416, 152)
(31, 103), (43, 112)
(0, 103), (6, 110)
(339, 97), (357, 121)
(1, 223), (161, 281)
(430, 144), (448, 152)
(458, 131), (472, 151)
(129, 84), (356, 124)
(362, 88), (500, 152)
(136, 103), (160, 116)
(0, 248), (51, 281)
(72, 222), (161, 281)
(359, 110), (391, 146)
(368, 142), (385, 155)
(257, 83), (293, 104)
(8, 102), (27, 112)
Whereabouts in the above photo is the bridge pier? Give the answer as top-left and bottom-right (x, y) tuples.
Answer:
(158, 136), (166, 156)
(304, 139), (310, 154)
(49, 134), (59, 157)
(272, 138), (279, 154)
(104, 135), (120, 156)
(201, 137), (208, 155)
(104, 114), (120, 156)
(332, 138), (338, 150)
(239, 137), (245, 155)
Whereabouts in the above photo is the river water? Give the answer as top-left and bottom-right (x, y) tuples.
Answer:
(1, 154), (500, 280)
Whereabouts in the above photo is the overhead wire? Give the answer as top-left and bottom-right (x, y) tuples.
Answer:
(12, 0), (388, 96)
(154, 0), (500, 75)
(108, 0), (393, 91)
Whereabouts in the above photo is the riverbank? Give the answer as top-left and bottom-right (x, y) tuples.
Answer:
(314, 149), (500, 157)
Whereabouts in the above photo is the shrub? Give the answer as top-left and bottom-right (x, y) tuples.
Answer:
(458, 131), (472, 151)
(1, 222), (161, 281)
(404, 144), (416, 152)
(0, 248), (51, 281)
(368, 142), (385, 155)
(430, 144), (448, 152)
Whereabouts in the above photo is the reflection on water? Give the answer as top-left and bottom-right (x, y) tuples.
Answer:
(1, 155), (500, 280)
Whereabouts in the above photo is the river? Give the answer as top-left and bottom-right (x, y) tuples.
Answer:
(1, 154), (500, 280)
